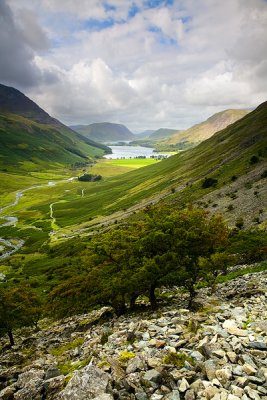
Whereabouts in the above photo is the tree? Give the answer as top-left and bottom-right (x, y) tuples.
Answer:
(0, 285), (41, 346)
(164, 208), (228, 308)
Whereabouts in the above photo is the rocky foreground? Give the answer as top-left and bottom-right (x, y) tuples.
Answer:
(0, 271), (267, 400)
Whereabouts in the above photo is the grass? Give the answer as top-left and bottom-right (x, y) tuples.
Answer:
(215, 261), (267, 284)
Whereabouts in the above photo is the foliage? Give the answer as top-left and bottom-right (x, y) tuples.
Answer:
(227, 229), (267, 263)
(47, 207), (228, 315)
(78, 174), (102, 182)
(202, 177), (218, 189)
(0, 284), (41, 345)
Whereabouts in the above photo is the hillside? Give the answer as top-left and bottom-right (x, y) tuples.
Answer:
(149, 128), (180, 140)
(164, 109), (250, 146)
(0, 84), (110, 173)
(50, 101), (266, 233)
(71, 122), (135, 143)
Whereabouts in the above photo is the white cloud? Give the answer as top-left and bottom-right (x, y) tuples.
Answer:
(3, 0), (267, 131)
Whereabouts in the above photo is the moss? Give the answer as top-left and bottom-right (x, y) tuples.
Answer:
(97, 359), (111, 369)
(58, 358), (90, 375)
(117, 351), (135, 363)
(162, 352), (194, 368)
(50, 337), (84, 357)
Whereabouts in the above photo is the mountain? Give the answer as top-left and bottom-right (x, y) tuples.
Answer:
(135, 130), (155, 139)
(71, 122), (135, 143)
(165, 109), (250, 146)
(0, 84), (110, 172)
(149, 128), (180, 140)
(54, 101), (267, 231)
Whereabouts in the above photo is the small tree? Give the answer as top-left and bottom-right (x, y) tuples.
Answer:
(0, 285), (41, 346)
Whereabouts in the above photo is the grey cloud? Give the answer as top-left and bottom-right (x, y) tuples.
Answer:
(0, 0), (55, 88)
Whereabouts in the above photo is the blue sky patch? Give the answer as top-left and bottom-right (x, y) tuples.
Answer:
(82, 18), (115, 32)
(144, 0), (174, 8)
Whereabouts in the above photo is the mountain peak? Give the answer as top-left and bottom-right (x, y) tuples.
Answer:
(0, 83), (60, 125)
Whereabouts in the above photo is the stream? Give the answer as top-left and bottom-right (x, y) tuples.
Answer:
(0, 177), (78, 261)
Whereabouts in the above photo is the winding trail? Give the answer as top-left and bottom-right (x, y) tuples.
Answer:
(0, 176), (77, 260)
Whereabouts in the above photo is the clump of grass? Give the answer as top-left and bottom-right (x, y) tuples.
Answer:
(118, 351), (135, 363)
(215, 261), (267, 284)
(58, 358), (90, 375)
(162, 352), (194, 368)
(50, 337), (84, 357)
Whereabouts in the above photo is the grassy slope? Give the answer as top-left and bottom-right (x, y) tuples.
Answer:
(165, 109), (250, 145)
(52, 102), (266, 228)
(0, 113), (108, 196)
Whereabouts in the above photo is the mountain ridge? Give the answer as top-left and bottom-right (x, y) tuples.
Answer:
(71, 122), (135, 143)
(0, 84), (110, 171)
(165, 108), (250, 146)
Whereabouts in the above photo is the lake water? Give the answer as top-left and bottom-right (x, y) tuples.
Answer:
(104, 145), (170, 159)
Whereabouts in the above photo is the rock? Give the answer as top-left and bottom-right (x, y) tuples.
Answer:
(204, 360), (217, 381)
(57, 365), (111, 399)
(45, 366), (61, 380)
(142, 369), (162, 386)
(227, 327), (248, 337)
(147, 358), (162, 369)
(184, 389), (195, 400)
(242, 363), (257, 375)
(190, 351), (204, 362)
(16, 369), (44, 388)
(0, 386), (16, 400)
(178, 378), (189, 392)
(244, 386), (261, 400)
(228, 395), (241, 400)
(164, 390), (180, 400)
(202, 343), (222, 358)
(247, 342), (267, 351)
(226, 352), (237, 363)
(215, 368), (232, 385)
(126, 357), (145, 374)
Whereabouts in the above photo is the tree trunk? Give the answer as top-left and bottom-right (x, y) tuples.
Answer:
(188, 285), (196, 310)
(130, 294), (138, 311)
(149, 284), (157, 310)
(7, 330), (14, 346)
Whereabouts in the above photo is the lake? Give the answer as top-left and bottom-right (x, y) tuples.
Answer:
(104, 145), (170, 159)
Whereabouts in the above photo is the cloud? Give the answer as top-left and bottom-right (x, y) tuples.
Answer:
(0, 0), (57, 88)
(3, 0), (267, 131)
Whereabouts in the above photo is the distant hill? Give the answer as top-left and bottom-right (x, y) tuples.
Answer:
(71, 122), (135, 143)
(135, 130), (155, 139)
(149, 128), (180, 140)
(0, 84), (110, 172)
(165, 109), (250, 146)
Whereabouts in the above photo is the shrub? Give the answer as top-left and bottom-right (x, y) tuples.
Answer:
(202, 177), (218, 189)
(250, 155), (259, 165)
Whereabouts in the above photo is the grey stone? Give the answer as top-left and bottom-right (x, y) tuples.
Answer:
(126, 357), (145, 374)
(45, 366), (61, 380)
(178, 378), (189, 392)
(247, 342), (267, 351)
(143, 369), (162, 386)
(58, 365), (111, 399)
(204, 360), (217, 381)
(0, 386), (16, 400)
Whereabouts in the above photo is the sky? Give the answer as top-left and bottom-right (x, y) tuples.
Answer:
(1, 0), (267, 132)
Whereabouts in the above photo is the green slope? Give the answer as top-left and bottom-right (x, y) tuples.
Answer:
(0, 84), (110, 176)
(52, 101), (266, 228)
